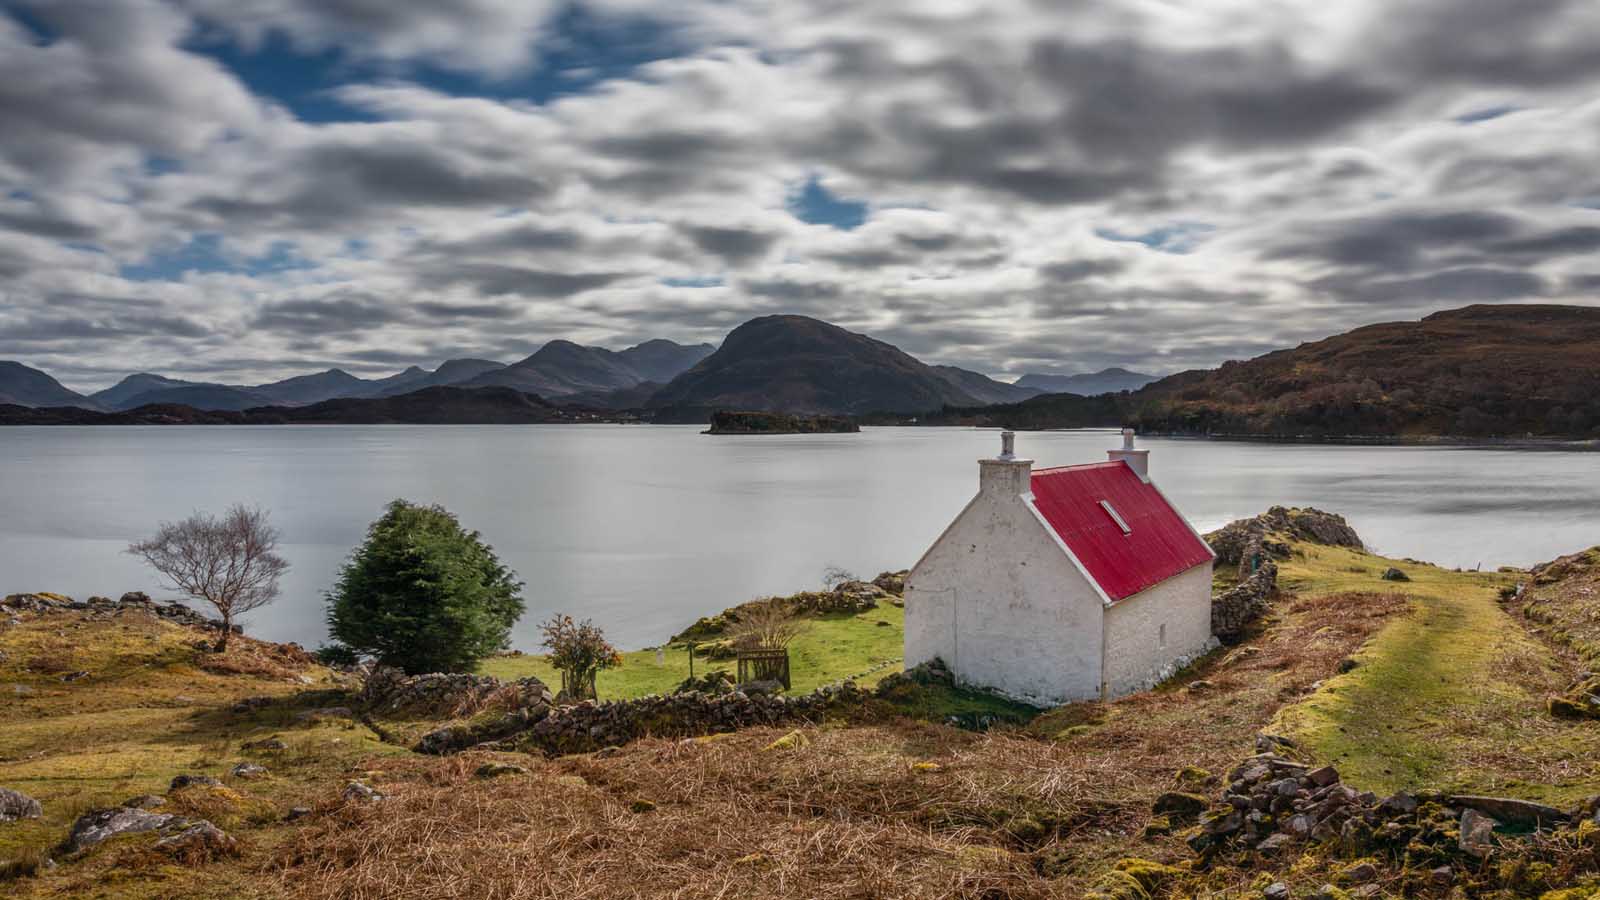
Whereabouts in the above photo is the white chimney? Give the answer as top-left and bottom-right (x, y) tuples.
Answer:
(979, 430), (1033, 496)
(1107, 427), (1150, 482)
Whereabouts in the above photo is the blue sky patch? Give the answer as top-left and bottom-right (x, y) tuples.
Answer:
(181, 4), (692, 123)
(788, 176), (868, 230)
(1096, 223), (1215, 254)
(120, 235), (313, 281)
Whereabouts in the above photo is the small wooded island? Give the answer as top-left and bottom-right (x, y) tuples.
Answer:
(702, 410), (859, 434)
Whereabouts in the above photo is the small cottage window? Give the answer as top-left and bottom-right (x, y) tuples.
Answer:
(1098, 500), (1132, 534)
(1159, 623), (1167, 649)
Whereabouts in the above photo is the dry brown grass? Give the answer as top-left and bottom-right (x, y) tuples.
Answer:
(271, 591), (1408, 900)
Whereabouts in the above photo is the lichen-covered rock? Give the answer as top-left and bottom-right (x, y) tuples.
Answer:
(230, 762), (268, 780)
(154, 820), (238, 862)
(0, 787), (42, 822)
(170, 774), (221, 791)
(1152, 791), (1209, 823)
(1459, 808), (1498, 858)
(474, 762), (528, 779)
(342, 781), (384, 804)
(60, 807), (175, 854)
(1086, 869), (1152, 900)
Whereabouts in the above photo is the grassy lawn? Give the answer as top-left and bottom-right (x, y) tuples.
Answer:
(481, 602), (907, 699)
(1271, 543), (1600, 805)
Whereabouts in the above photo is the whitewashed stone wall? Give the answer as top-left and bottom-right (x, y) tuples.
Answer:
(1101, 561), (1216, 698)
(904, 459), (1106, 706)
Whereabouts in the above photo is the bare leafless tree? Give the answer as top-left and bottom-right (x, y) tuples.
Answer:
(730, 599), (807, 650)
(128, 504), (288, 652)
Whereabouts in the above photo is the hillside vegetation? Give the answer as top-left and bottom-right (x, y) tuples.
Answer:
(919, 304), (1600, 439)
(6, 522), (1600, 898)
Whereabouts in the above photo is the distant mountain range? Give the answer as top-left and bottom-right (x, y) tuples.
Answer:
(912, 304), (1600, 439)
(0, 386), (589, 426)
(460, 339), (715, 397)
(9, 304), (1595, 435)
(2, 339), (716, 413)
(0, 319), (1079, 419)
(1013, 367), (1158, 396)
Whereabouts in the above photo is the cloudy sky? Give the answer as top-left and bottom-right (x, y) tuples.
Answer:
(3, 0), (1600, 390)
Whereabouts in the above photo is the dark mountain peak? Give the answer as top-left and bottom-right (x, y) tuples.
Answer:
(616, 338), (716, 383)
(0, 361), (93, 409)
(433, 358), (504, 379)
(648, 315), (984, 415)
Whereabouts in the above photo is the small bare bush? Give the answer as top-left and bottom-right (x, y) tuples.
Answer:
(128, 504), (288, 652)
(729, 600), (806, 650)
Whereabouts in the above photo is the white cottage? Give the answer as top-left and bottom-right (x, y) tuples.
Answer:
(903, 429), (1215, 706)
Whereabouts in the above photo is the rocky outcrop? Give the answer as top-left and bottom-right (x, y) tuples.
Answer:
(1206, 507), (1363, 571)
(359, 666), (555, 719)
(59, 804), (235, 860)
(1, 591), (240, 633)
(1205, 508), (1363, 641)
(0, 787), (42, 821)
(416, 680), (870, 757)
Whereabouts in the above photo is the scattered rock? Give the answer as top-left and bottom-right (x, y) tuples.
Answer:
(1459, 808), (1498, 858)
(342, 780), (384, 803)
(60, 807), (175, 854)
(241, 737), (287, 752)
(121, 795), (166, 810)
(1429, 865), (1453, 888)
(60, 670), (90, 682)
(474, 762), (528, 779)
(1451, 795), (1566, 828)
(1306, 765), (1340, 787)
(154, 820), (238, 861)
(1380, 567), (1410, 582)
(170, 774), (221, 791)
(285, 806), (311, 822)
(1152, 791), (1209, 824)
(1340, 860), (1378, 884)
(0, 787), (43, 822)
(1263, 882), (1290, 900)
(230, 762), (268, 780)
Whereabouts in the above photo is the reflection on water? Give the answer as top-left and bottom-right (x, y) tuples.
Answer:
(1, 425), (1596, 649)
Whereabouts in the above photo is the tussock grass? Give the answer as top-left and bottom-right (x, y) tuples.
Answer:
(273, 589), (1406, 899)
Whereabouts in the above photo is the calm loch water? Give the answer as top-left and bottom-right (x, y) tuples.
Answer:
(2, 425), (1596, 650)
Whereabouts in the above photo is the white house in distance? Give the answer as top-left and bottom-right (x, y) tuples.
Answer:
(903, 429), (1216, 706)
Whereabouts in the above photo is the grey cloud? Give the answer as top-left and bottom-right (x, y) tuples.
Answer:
(1039, 259), (1127, 284)
(416, 264), (625, 298)
(678, 225), (778, 266)
(1308, 267), (1549, 305)
(254, 296), (404, 335)
(416, 301), (527, 320)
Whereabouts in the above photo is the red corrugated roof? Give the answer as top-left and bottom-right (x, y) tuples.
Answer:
(1029, 461), (1213, 602)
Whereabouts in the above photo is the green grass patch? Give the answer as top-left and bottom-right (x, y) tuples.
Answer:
(1271, 544), (1600, 804)
(481, 602), (907, 699)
